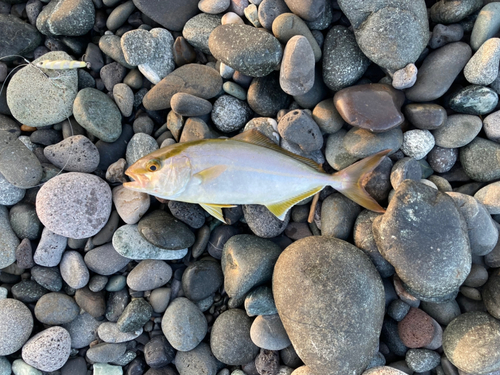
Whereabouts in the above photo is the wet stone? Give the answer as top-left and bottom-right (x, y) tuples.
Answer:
(449, 85), (499, 115)
(334, 84), (405, 132)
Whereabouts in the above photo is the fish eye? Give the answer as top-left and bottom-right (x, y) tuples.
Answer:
(146, 159), (161, 172)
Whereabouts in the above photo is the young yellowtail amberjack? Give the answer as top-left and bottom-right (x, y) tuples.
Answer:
(124, 130), (390, 223)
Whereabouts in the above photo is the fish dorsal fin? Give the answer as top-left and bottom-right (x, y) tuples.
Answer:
(199, 203), (237, 223)
(232, 130), (324, 173)
(266, 186), (323, 220)
(192, 165), (227, 185)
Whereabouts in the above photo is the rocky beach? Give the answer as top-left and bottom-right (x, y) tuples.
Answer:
(1, 0), (500, 374)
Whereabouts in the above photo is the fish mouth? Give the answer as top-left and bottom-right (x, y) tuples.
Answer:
(123, 170), (148, 190)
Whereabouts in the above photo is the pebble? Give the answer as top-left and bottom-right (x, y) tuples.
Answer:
(44, 135), (100, 173)
(182, 258), (223, 301)
(430, 0), (482, 24)
(443, 311), (500, 374)
(112, 185), (150, 225)
(363, 367), (407, 375)
(22, 326), (71, 372)
(210, 308), (259, 365)
(183, 13), (221, 55)
(334, 83), (405, 132)
(34, 292), (79, 325)
(144, 335), (175, 368)
(127, 260), (172, 291)
(470, 2), (500, 51)
(405, 349), (441, 372)
(244, 286), (277, 317)
(63, 312), (100, 349)
(428, 146), (458, 173)
(175, 342), (218, 375)
(60, 250), (90, 289)
(312, 99), (344, 134)
(116, 298), (152, 333)
(168, 201), (206, 229)
(401, 130), (435, 160)
(93, 363), (123, 375)
(11, 359), (39, 375)
(0, 172), (25, 205)
(373, 180), (471, 302)
(16, 238), (34, 269)
(35, 0), (94, 36)
(87, 343), (127, 363)
(461, 138), (500, 182)
(258, 0), (290, 30)
(464, 38), (500, 85)
(161, 297), (207, 351)
(36, 172), (112, 239)
(96, 124), (134, 171)
(113, 84), (134, 117)
(338, 0), (429, 71)
(199, 0), (230, 13)
(321, 193), (361, 239)
(207, 225), (240, 259)
(74, 286), (106, 317)
(405, 42), (472, 102)
(11, 280), (47, 303)
(280, 36), (315, 96)
(429, 23), (464, 49)
(278, 110), (322, 153)
(138, 210), (195, 250)
(449, 85), (499, 115)
(113, 224), (188, 260)
(0, 298), (33, 356)
(392, 63), (418, 90)
(0, 12), (41, 60)
(98, 34), (135, 69)
(31, 266), (63, 292)
(132, 0), (198, 31)
(171, 93), (213, 117)
(222, 234), (282, 302)
(101, 63), (128, 92)
(222, 11), (245, 25)
(139, 28), (175, 84)
(223, 81), (247, 100)
(73, 88), (122, 142)
(250, 314), (291, 350)
(464, 264), (489, 288)
(272, 13), (321, 63)
(126, 133), (159, 166)
(149, 287), (171, 313)
(247, 72), (291, 117)
(212, 95), (252, 133)
(106, 0), (136, 31)
(121, 29), (156, 66)
(9, 203), (42, 240)
(398, 308), (435, 348)
(0, 131), (42, 189)
(343, 127), (403, 159)
(420, 300), (461, 326)
(273, 236), (384, 374)
(475, 181), (500, 214)
(98, 322), (142, 343)
(208, 24), (283, 77)
(84, 243), (130, 276)
(484, 110), (500, 142)
(143, 64), (222, 111)
(6, 52), (78, 127)
(432, 114), (482, 148)
(243, 204), (290, 238)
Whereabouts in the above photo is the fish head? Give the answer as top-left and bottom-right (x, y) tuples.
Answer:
(124, 146), (192, 198)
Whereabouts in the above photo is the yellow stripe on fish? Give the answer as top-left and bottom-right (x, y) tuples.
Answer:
(35, 60), (89, 69)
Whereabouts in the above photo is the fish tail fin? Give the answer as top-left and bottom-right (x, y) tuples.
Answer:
(330, 150), (391, 213)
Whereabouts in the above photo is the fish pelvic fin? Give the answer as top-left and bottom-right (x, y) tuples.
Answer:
(199, 203), (237, 223)
(332, 150), (391, 213)
(266, 186), (323, 220)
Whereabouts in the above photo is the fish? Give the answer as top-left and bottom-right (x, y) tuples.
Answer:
(123, 130), (390, 223)
(35, 60), (89, 69)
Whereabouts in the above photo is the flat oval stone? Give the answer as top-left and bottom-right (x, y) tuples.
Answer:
(334, 83), (405, 132)
(138, 210), (195, 250)
(143, 64), (222, 111)
(44, 135), (100, 173)
(127, 260), (172, 291)
(343, 127), (403, 159)
(182, 258), (223, 301)
(0, 298), (33, 356)
(405, 42), (472, 102)
(98, 322), (142, 343)
(430, 0), (482, 24)
(132, 0), (199, 31)
(250, 314), (291, 350)
(373, 180), (471, 302)
(470, 2), (500, 51)
(208, 24), (283, 77)
(273, 236), (384, 374)
(22, 326), (71, 372)
(322, 25), (370, 91)
(404, 103), (447, 130)
(36, 172), (112, 239)
(461, 138), (500, 182)
(432, 114), (482, 148)
(34, 292), (79, 325)
(171, 92), (213, 117)
(182, 13), (221, 55)
(84, 243), (130, 276)
(280, 35), (315, 96)
(464, 38), (500, 85)
(449, 85), (499, 115)
(0, 205), (20, 269)
(443, 311), (500, 374)
(73, 88), (122, 142)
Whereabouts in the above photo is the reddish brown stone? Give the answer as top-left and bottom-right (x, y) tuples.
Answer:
(398, 307), (435, 348)
(173, 36), (196, 67)
(333, 83), (405, 132)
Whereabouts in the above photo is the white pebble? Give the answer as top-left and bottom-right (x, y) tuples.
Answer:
(221, 11), (244, 25)
(392, 63), (418, 90)
(401, 129), (435, 160)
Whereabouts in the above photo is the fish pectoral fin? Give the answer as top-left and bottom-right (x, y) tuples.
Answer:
(199, 203), (236, 223)
(192, 165), (227, 185)
(232, 129), (324, 173)
(266, 186), (323, 220)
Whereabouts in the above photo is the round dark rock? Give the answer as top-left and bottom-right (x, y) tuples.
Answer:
(167, 200), (206, 229)
(449, 85), (499, 115)
(144, 335), (175, 369)
(63, 312), (100, 349)
(247, 72), (291, 117)
(182, 258), (223, 301)
(243, 204), (290, 238)
(11, 279), (47, 303)
(244, 285), (277, 317)
(277, 109), (322, 153)
(211, 308), (259, 365)
(138, 210), (195, 250)
(273, 236), (385, 374)
(404, 103), (447, 130)
(31, 265), (63, 292)
(208, 24), (282, 77)
(373, 180), (471, 302)
(207, 224), (240, 260)
(84, 243), (131, 276)
(132, 0), (199, 31)
(258, 0), (290, 30)
(86, 342), (127, 364)
(175, 342), (218, 375)
(9, 202), (42, 240)
(284, 0), (324, 21)
(251, 315), (291, 351)
(427, 146), (458, 173)
(443, 311), (500, 374)
(420, 300), (461, 326)
(321, 193), (361, 240)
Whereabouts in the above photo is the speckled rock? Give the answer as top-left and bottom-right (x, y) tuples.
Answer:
(6, 52), (78, 127)
(182, 13), (221, 54)
(273, 236), (384, 375)
(22, 326), (71, 372)
(84, 243), (130, 276)
(62, 312), (101, 349)
(0, 172), (25, 205)
(373, 180), (471, 302)
(464, 38), (500, 85)
(0, 205), (20, 269)
(432, 114), (482, 148)
(116, 298), (152, 333)
(211, 95), (252, 133)
(112, 185), (150, 225)
(138, 28), (175, 85)
(97, 322), (142, 343)
(0, 298), (33, 355)
(449, 85), (499, 115)
(35, 0), (95, 36)
(121, 29), (156, 66)
(243, 205), (290, 238)
(44, 135), (100, 173)
(208, 24), (282, 77)
(175, 342), (218, 375)
(401, 130), (435, 160)
(36, 172), (112, 239)
(430, 0), (483, 24)
(461, 137), (500, 182)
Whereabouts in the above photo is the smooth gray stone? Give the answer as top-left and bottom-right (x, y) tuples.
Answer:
(132, 0), (199, 32)
(125, 132), (158, 165)
(430, 0), (482, 24)
(280, 36), (315, 96)
(273, 236), (384, 374)
(464, 38), (500, 85)
(475, 182), (500, 215)
(112, 224), (188, 260)
(170, 93), (213, 117)
(0, 13), (42, 59)
(208, 24), (282, 77)
(63, 312), (101, 349)
(98, 34), (135, 69)
(343, 127), (403, 159)
(373, 180), (471, 302)
(483, 269), (500, 319)
(432, 114), (482, 148)
(127, 260), (172, 292)
(35, 0), (94, 36)
(322, 25), (370, 91)
(484, 110), (500, 142)
(8, 202), (41, 240)
(106, 0), (136, 30)
(258, 0), (290, 30)
(31, 266), (63, 292)
(277, 109), (322, 153)
(0, 172), (25, 205)
(116, 298), (152, 333)
(0, 298), (33, 356)
(247, 71), (291, 117)
(471, 2), (500, 51)
(462, 138), (500, 182)
(60, 250), (89, 290)
(113, 83), (134, 117)
(138, 28), (175, 85)
(321, 193), (361, 240)
(429, 23), (464, 49)
(0, 205), (19, 268)
(405, 42), (472, 102)
(182, 13), (221, 54)
(86, 342), (127, 363)
(98, 322), (142, 343)
(250, 314), (291, 350)
(84, 243), (130, 276)
(283, 0), (325, 21)
(244, 286), (277, 317)
(182, 258), (223, 301)
(420, 300), (461, 326)
(121, 29), (156, 66)
(34, 292), (79, 325)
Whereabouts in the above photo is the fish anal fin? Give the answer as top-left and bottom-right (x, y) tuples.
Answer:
(332, 149), (390, 213)
(192, 165), (227, 184)
(232, 129), (324, 173)
(199, 203), (237, 223)
(266, 186), (323, 220)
